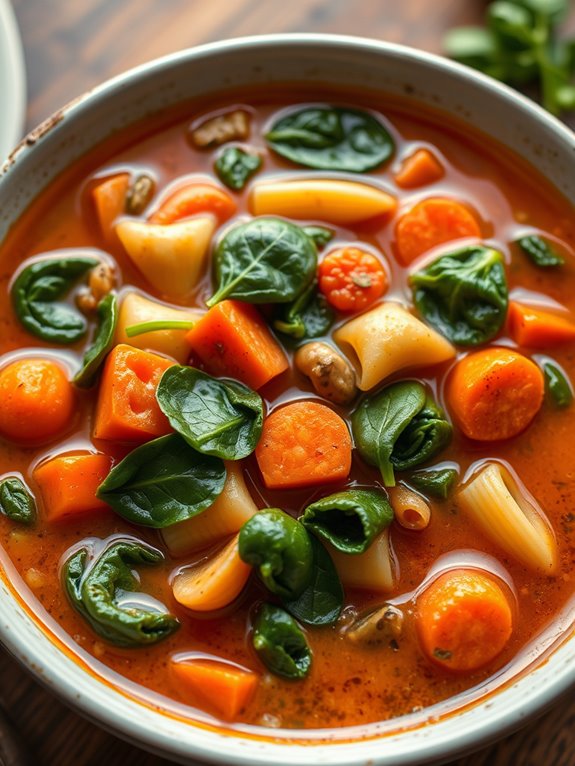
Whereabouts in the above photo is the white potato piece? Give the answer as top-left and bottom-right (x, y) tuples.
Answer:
(162, 462), (258, 557)
(457, 462), (558, 574)
(334, 301), (455, 390)
(330, 529), (395, 592)
(115, 292), (203, 363)
(251, 178), (397, 225)
(116, 215), (216, 298)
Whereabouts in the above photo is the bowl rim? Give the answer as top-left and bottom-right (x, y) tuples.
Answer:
(2, 31), (575, 766)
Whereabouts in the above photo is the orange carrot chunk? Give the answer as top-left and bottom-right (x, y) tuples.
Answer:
(93, 344), (173, 442)
(92, 173), (130, 241)
(395, 197), (481, 265)
(318, 246), (388, 312)
(34, 452), (112, 522)
(446, 347), (544, 441)
(255, 401), (352, 490)
(0, 358), (75, 445)
(394, 149), (444, 189)
(149, 182), (236, 225)
(185, 300), (288, 390)
(417, 569), (513, 672)
(171, 658), (258, 720)
(507, 301), (575, 347)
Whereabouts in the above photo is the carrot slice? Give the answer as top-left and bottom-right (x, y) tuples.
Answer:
(507, 301), (575, 347)
(172, 534), (251, 611)
(93, 344), (173, 442)
(394, 149), (444, 189)
(446, 347), (544, 441)
(171, 657), (258, 720)
(255, 401), (352, 489)
(34, 453), (112, 522)
(417, 569), (513, 672)
(92, 173), (130, 241)
(318, 246), (388, 312)
(148, 182), (236, 225)
(185, 300), (288, 390)
(395, 197), (481, 265)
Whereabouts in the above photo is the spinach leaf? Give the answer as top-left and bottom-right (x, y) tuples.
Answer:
(207, 217), (317, 307)
(265, 106), (395, 172)
(0, 477), (37, 524)
(302, 226), (334, 248)
(543, 360), (573, 408)
(282, 536), (343, 626)
(408, 467), (459, 500)
(239, 508), (313, 599)
(74, 294), (118, 388)
(252, 603), (312, 679)
(96, 434), (226, 528)
(391, 397), (452, 472)
(516, 235), (565, 267)
(215, 146), (262, 190)
(11, 256), (99, 344)
(273, 279), (334, 340)
(352, 382), (451, 487)
(63, 539), (179, 646)
(410, 245), (508, 346)
(301, 489), (393, 554)
(156, 366), (263, 460)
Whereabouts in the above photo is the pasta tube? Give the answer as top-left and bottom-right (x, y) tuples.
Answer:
(329, 529), (395, 592)
(388, 486), (431, 530)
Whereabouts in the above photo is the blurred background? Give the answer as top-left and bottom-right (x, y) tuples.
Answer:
(2, 0), (575, 765)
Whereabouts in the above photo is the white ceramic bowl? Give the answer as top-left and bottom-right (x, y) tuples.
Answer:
(1, 34), (575, 766)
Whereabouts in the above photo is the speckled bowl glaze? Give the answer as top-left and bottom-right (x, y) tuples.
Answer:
(1, 34), (575, 766)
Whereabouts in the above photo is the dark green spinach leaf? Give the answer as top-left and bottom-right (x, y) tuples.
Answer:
(543, 360), (573, 408)
(11, 256), (99, 343)
(63, 539), (179, 646)
(273, 279), (334, 340)
(410, 245), (508, 345)
(239, 508), (312, 599)
(0, 477), (37, 524)
(207, 217), (317, 307)
(156, 366), (263, 460)
(252, 603), (311, 679)
(391, 397), (452, 472)
(96, 434), (226, 528)
(265, 106), (395, 172)
(282, 536), (343, 626)
(408, 467), (459, 500)
(74, 294), (118, 388)
(302, 226), (334, 248)
(516, 235), (565, 268)
(215, 146), (262, 190)
(301, 489), (393, 554)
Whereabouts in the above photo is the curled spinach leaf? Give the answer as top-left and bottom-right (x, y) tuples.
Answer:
(302, 226), (334, 248)
(63, 539), (179, 646)
(96, 434), (226, 528)
(0, 477), (37, 524)
(215, 146), (262, 190)
(252, 603), (312, 679)
(410, 245), (508, 346)
(282, 536), (343, 626)
(156, 365), (263, 460)
(543, 360), (573, 408)
(301, 489), (393, 554)
(516, 235), (565, 268)
(273, 279), (334, 340)
(265, 106), (395, 172)
(207, 217), (317, 307)
(74, 294), (118, 388)
(238, 508), (313, 600)
(352, 381), (451, 487)
(11, 256), (99, 343)
(408, 467), (459, 500)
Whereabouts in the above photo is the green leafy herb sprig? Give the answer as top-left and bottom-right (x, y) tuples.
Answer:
(444, 0), (575, 115)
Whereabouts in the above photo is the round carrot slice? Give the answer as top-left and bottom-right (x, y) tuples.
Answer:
(319, 246), (388, 312)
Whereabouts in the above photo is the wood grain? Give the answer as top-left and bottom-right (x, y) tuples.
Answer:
(5, 0), (575, 764)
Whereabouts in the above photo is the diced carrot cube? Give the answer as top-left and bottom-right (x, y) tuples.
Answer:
(394, 148), (444, 189)
(171, 658), (258, 720)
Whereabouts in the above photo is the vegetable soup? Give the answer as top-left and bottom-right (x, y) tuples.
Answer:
(1, 91), (574, 732)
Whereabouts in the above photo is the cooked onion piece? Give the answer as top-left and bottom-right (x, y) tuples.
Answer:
(329, 529), (395, 592)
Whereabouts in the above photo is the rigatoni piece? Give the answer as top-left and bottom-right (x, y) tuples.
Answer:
(329, 529), (395, 592)
(388, 485), (431, 530)
(334, 302), (455, 391)
(457, 462), (557, 574)
(162, 462), (258, 557)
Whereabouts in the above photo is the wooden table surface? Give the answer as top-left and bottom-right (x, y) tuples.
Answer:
(3, 1), (575, 764)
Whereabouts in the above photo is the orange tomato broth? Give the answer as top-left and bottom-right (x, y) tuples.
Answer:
(1, 85), (575, 734)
